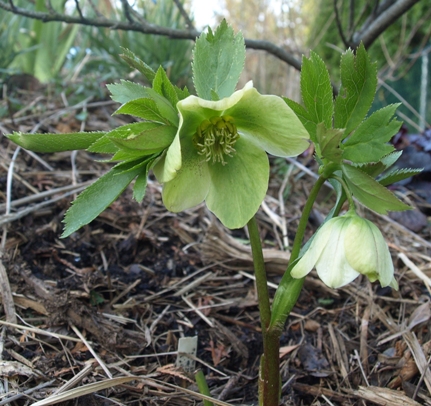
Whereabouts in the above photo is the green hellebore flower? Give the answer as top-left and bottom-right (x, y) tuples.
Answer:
(153, 81), (310, 229)
(290, 213), (398, 289)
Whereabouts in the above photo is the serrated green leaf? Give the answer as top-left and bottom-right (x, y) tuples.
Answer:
(342, 104), (401, 163)
(300, 52), (333, 129)
(378, 167), (423, 186)
(115, 98), (169, 124)
(120, 48), (156, 82)
(316, 123), (344, 162)
(192, 19), (245, 100)
(7, 131), (105, 153)
(283, 98), (316, 142)
(107, 80), (150, 104)
(334, 44), (377, 136)
(88, 122), (163, 154)
(152, 66), (179, 107)
(210, 90), (220, 101)
(111, 125), (176, 153)
(174, 85), (190, 101)
(62, 161), (145, 237)
(342, 164), (411, 213)
(357, 151), (403, 177)
(133, 158), (155, 202)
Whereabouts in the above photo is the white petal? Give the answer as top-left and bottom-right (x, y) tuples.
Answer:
(290, 218), (336, 279)
(177, 81), (254, 113)
(316, 220), (359, 288)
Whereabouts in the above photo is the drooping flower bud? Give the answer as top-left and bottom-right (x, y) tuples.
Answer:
(290, 212), (398, 289)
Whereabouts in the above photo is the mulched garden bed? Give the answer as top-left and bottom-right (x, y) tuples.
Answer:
(0, 83), (430, 405)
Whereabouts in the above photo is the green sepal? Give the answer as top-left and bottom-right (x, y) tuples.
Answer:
(316, 123), (344, 162)
(378, 167), (423, 186)
(300, 52), (333, 130)
(114, 98), (169, 124)
(6, 131), (105, 153)
(342, 104), (401, 163)
(334, 43), (377, 136)
(88, 122), (164, 154)
(342, 164), (411, 213)
(192, 19), (245, 100)
(120, 48), (156, 82)
(107, 80), (150, 104)
(62, 160), (146, 237)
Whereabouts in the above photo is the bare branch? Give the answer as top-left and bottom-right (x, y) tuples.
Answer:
(353, 0), (421, 48)
(333, 0), (350, 48)
(0, 0), (421, 74)
(172, 0), (195, 30)
(0, 0), (302, 70)
(74, 0), (85, 21)
(120, 0), (134, 24)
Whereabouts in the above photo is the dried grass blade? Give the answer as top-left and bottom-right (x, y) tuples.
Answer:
(31, 377), (137, 406)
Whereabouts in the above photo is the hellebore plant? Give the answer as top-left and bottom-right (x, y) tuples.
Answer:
(7, 20), (421, 406)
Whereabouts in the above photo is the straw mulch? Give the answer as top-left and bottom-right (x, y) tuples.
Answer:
(0, 85), (430, 406)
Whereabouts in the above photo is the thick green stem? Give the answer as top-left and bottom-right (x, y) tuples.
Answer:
(248, 176), (328, 405)
(289, 175), (327, 265)
(247, 216), (280, 406)
(247, 216), (271, 329)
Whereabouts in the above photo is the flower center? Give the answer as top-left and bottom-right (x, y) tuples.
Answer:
(192, 115), (239, 165)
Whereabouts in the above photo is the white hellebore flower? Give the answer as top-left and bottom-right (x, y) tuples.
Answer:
(290, 212), (398, 290)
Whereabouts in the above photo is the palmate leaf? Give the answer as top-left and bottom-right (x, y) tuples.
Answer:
(334, 43), (377, 137)
(342, 164), (411, 214)
(342, 104), (401, 163)
(192, 19), (245, 100)
(62, 160), (147, 238)
(6, 131), (105, 153)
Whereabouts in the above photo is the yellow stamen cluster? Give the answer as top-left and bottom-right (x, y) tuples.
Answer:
(192, 115), (239, 165)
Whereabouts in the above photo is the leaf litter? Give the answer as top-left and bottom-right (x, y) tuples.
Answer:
(0, 86), (430, 405)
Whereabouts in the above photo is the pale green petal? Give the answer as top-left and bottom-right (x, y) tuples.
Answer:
(161, 135), (210, 212)
(177, 81), (254, 114)
(290, 218), (337, 279)
(290, 251), (317, 279)
(389, 277), (399, 291)
(225, 87), (310, 157)
(205, 137), (269, 229)
(344, 217), (394, 287)
(316, 219), (360, 288)
(369, 222), (394, 287)
(153, 129), (182, 182)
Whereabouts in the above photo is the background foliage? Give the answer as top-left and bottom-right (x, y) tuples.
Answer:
(0, 0), (429, 131)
